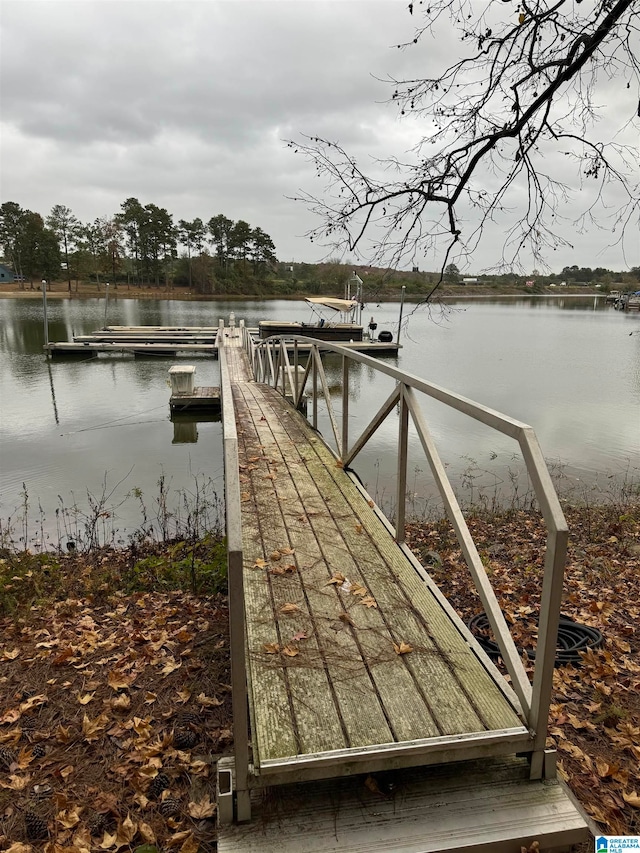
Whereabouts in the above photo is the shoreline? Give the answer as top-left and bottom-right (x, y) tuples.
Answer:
(0, 287), (608, 302)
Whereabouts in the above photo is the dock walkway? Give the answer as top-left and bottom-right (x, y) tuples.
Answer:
(218, 328), (590, 850)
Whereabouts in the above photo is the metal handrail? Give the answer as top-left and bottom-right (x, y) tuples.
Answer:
(218, 339), (251, 819)
(243, 331), (568, 780)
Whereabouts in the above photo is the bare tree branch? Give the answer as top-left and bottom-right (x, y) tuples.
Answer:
(288, 0), (639, 301)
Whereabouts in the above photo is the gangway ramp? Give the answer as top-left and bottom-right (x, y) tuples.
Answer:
(217, 328), (591, 851)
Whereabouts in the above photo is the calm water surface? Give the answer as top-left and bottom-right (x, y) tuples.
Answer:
(1, 294), (638, 546)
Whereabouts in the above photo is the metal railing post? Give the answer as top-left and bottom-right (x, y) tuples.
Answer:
(219, 344), (250, 821)
(341, 355), (349, 461)
(312, 346), (318, 430)
(395, 384), (409, 543)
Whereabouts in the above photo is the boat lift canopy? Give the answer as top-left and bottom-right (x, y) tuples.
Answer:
(305, 296), (357, 314)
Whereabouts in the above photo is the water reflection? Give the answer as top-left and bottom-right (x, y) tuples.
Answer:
(0, 295), (638, 547)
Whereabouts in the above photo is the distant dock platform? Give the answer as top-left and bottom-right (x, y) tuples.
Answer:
(44, 325), (399, 358)
(45, 325), (220, 358)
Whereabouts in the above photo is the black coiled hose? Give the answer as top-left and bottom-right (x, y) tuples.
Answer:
(467, 613), (603, 667)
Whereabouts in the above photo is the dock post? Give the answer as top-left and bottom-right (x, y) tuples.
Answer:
(397, 285), (406, 345)
(41, 280), (49, 348)
(103, 283), (110, 329)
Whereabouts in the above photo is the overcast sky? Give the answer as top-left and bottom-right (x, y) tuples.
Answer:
(1, 0), (638, 274)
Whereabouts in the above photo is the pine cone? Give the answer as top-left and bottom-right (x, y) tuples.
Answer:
(159, 797), (181, 818)
(0, 746), (16, 769)
(21, 715), (37, 731)
(173, 729), (199, 750)
(31, 743), (47, 759)
(148, 772), (171, 799)
(88, 813), (108, 837)
(176, 712), (202, 726)
(25, 810), (49, 840)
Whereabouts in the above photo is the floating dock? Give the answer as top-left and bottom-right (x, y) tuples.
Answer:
(44, 325), (398, 358)
(169, 385), (220, 413)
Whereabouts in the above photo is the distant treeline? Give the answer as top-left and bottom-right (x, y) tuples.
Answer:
(0, 199), (276, 293)
(1, 199), (638, 296)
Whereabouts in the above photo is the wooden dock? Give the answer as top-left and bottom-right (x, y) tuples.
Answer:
(216, 328), (591, 850)
(169, 385), (220, 413)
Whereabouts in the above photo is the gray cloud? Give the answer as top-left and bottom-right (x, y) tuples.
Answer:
(1, 0), (638, 270)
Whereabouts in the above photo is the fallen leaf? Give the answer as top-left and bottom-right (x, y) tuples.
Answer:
(160, 659), (182, 676)
(270, 550), (282, 561)
(196, 692), (223, 707)
(114, 814), (137, 850)
(2, 648), (20, 660)
(394, 642), (413, 655)
(19, 694), (47, 712)
(110, 693), (131, 710)
(282, 646), (299, 657)
(82, 713), (109, 741)
(350, 582), (367, 596)
(326, 572), (346, 586)
(56, 805), (83, 829)
(279, 603), (300, 614)
(179, 835), (200, 853)
(52, 648), (75, 666)
(291, 630), (308, 641)
(361, 596), (377, 608)
(76, 692), (95, 705)
(5, 844), (33, 853)
(253, 558), (268, 569)
(187, 796), (217, 818)
(263, 642), (280, 654)
(56, 725), (72, 743)
(107, 671), (135, 691)
(0, 774), (30, 790)
(364, 775), (383, 795)
(623, 790), (640, 807)
(138, 821), (156, 844)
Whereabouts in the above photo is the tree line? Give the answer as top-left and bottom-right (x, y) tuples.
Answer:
(0, 200), (277, 293)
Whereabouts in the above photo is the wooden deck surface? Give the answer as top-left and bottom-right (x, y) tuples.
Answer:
(226, 344), (527, 779)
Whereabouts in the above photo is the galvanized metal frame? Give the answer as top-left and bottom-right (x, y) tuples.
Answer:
(218, 340), (251, 821)
(243, 333), (569, 780)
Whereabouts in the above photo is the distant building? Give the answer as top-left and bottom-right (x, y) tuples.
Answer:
(462, 277), (478, 284)
(0, 263), (16, 283)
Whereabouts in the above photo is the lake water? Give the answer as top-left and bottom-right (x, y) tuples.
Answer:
(1, 294), (638, 548)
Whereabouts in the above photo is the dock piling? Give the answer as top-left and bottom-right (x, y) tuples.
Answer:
(42, 280), (49, 348)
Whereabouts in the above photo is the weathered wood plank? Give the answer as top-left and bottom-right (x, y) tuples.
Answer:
(246, 387), (441, 744)
(258, 383), (522, 735)
(298, 412), (524, 733)
(237, 382), (394, 752)
(236, 425), (342, 762)
(225, 343), (524, 775)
